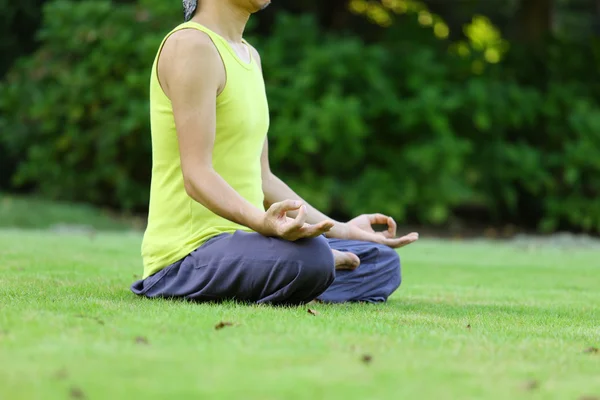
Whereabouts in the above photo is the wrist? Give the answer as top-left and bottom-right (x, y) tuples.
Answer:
(326, 221), (350, 239)
(247, 209), (269, 234)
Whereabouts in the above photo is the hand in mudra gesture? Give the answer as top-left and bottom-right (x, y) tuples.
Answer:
(345, 214), (419, 248)
(259, 200), (334, 241)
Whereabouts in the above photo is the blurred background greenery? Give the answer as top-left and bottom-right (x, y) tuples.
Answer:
(1, 0), (599, 235)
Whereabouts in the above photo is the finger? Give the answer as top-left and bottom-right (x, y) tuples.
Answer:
(299, 220), (334, 238)
(269, 200), (302, 216)
(369, 213), (396, 238)
(368, 213), (391, 225)
(289, 205), (307, 230)
(382, 232), (419, 249)
(385, 216), (397, 238)
(305, 220), (334, 237)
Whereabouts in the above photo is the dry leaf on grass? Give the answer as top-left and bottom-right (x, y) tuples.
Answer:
(135, 336), (149, 345)
(74, 314), (105, 326)
(520, 380), (539, 391)
(307, 309), (320, 316)
(53, 368), (68, 380)
(70, 387), (86, 399)
(214, 321), (235, 330)
(361, 354), (373, 364)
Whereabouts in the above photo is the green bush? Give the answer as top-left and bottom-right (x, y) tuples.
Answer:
(0, 0), (48, 190)
(252, 14), (474, 224)
(254, 14), (600, 231)
(0, 0), (178, 209)
(2, 0), (600, 232)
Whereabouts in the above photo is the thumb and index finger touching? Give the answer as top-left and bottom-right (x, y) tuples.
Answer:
(367, 213), (398, 238)
(269, 200), (333, 237)
(364, 213), (418, 248)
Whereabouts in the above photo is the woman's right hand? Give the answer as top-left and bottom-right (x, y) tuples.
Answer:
(258, 200), (334, 241)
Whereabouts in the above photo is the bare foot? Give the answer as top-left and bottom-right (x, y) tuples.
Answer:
(332, 249), (360, 271)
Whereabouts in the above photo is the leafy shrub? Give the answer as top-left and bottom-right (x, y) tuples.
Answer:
(0, 0), (178, 209)
(251, 14), (474, 224)
(252, 14), (600, 231)
(0, 0), (48, 190)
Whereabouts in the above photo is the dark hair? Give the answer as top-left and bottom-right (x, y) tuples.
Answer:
(183, 0), (197, 22)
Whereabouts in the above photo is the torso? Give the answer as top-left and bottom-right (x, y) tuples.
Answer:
(141, 22), (270, 279)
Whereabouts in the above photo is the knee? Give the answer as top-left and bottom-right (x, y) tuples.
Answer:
(379, 244), (400, 267)
(296, 236), (335, 286)
(376, 244), (402, 290)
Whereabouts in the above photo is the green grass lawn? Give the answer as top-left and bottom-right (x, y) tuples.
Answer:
(1, 228), (599, 400)
(0, 193), (140, 231)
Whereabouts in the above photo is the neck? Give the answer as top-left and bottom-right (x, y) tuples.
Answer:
(191, 1), (250, 43)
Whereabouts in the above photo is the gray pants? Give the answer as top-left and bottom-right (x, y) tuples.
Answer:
(131, 231), (401, 305)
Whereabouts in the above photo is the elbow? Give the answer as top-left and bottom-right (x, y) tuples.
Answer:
(261, 173), (276, 210)
(261, 171), (274, 192)
(183, 177), (196, 199)
(182, 169), (203, 199)
(182, 165), (213, 201)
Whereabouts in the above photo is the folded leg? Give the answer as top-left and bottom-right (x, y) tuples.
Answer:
(131, 231), (335, 305)
(319, 239), (401, 303)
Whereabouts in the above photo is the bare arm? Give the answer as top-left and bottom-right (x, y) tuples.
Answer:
(260, 139), (349, 238)
(261, 136), (422, 247)
(161, 30), (265, 231)
(244, 45), (342, 237)
(260, 140), (338, 230)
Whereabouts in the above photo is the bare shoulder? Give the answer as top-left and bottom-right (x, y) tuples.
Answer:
(158, 28), (225, 96)
(163, 29), (218, 56)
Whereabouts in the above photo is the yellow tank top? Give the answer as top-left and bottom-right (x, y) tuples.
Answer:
(141, 21), (269, 278)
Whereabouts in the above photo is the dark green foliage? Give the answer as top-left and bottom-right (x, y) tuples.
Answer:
(0, 0), (47, 189)
(0, 0), (45, 77)
(1, 0), (600, 231)
(252, 14), (600, 231)
(0, 0), (179, 209)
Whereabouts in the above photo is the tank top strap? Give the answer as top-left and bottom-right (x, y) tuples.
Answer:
(168, 21), (255, 70)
